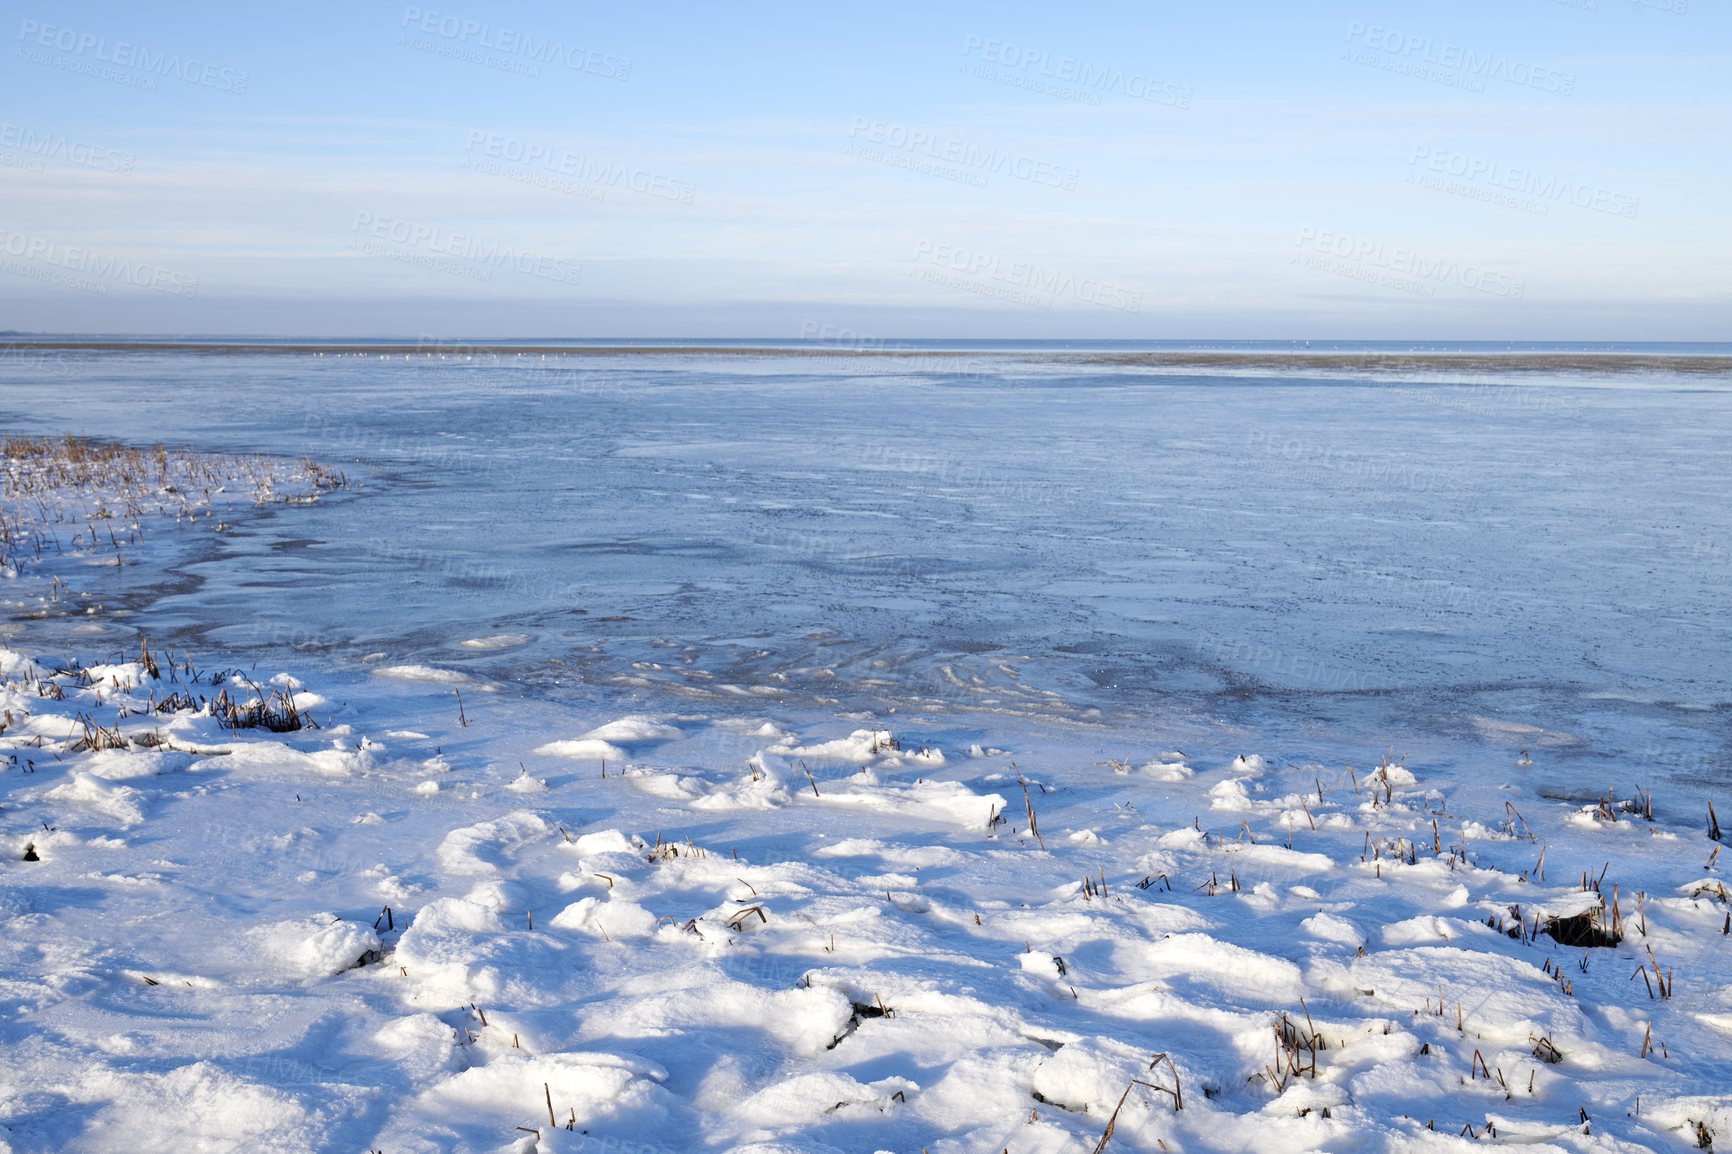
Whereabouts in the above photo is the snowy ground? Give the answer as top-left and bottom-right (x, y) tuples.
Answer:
(2, 643), (1729, 1153)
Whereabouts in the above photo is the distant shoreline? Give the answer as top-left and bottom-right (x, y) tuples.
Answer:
(5, 340), (1731, 375)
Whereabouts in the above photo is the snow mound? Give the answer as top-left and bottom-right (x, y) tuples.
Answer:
(84, 660), (155, 686)
(551, 896), (660, 939)
(1531, 891), (1604, 921)
(534, 738), (628, 761)
(1131, 933), (1305, 1003)
(43, 772), (148, 826)
(503, 770), (546, 793)
(73, 1061), (315, 1150)
(1142, 757), (1193, 781)
(688, 758), (794, 811)
(807, 778), (1006, 830)
(584, 980), (852, 1057)
(436, 811), (550, 874)
(581, 717), (682, 743)
(218, 737), (383, 779)
(534, 717), (680, 759)
(1156, 826), (1206, 850)
(1207, 778), (1252, 811)
(372, 665), (469, 683)
(0, 648), (50, 679)
(373, 1013), (463, 1081)
(812, 838), (962, 868)
(408, 895), (507, 936)
(1381, 915), (1469, 944)
(571, 829), (634, 855)
(458, 632), (532, 649)
(400, 1051), (670, 1139)
(1327, 947), (1586, 1044)
(733, 1070), (918, 1127)
(771, 728), (941, 766)
(76, 747), (193, 781)
(624, 768), (706, 801)
(1031, 1035), (1152, 1113)
(1222, 842), (1334, 874)
(1302, 912), (1364, 946)
(251, 915), (380, 980)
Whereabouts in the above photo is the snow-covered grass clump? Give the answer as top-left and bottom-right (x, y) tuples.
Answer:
(0, 433), (347, 575)
(1, 646), (1729, 1152)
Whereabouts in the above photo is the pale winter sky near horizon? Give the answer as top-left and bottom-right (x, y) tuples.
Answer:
(0, 0), (1726, 339)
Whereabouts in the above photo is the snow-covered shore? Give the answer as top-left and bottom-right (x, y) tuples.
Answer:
(2, 643), (1728, 1153)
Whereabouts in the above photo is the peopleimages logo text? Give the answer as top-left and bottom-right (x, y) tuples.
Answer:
(0, 122), (133, 174)
(847, 118), (1078, 190)
(464, 132), (694, 203)
(399, 7), (630, 80)
(0, 226), (199, 295)
(1409, 146), (1638, 218)
(911, 240), (1141, 312)
(1295, 228), (1525, 299)
(1345, 22), (1575, 94)
(350, 212), (582, 285)
(960, 36), (1191, 107)
(16, 19), (249, 93)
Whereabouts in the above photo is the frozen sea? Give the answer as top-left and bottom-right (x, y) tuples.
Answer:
(3, 341), (1730, 803)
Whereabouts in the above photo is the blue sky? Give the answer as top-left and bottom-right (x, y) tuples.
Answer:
(1, 0), (1726, 338)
